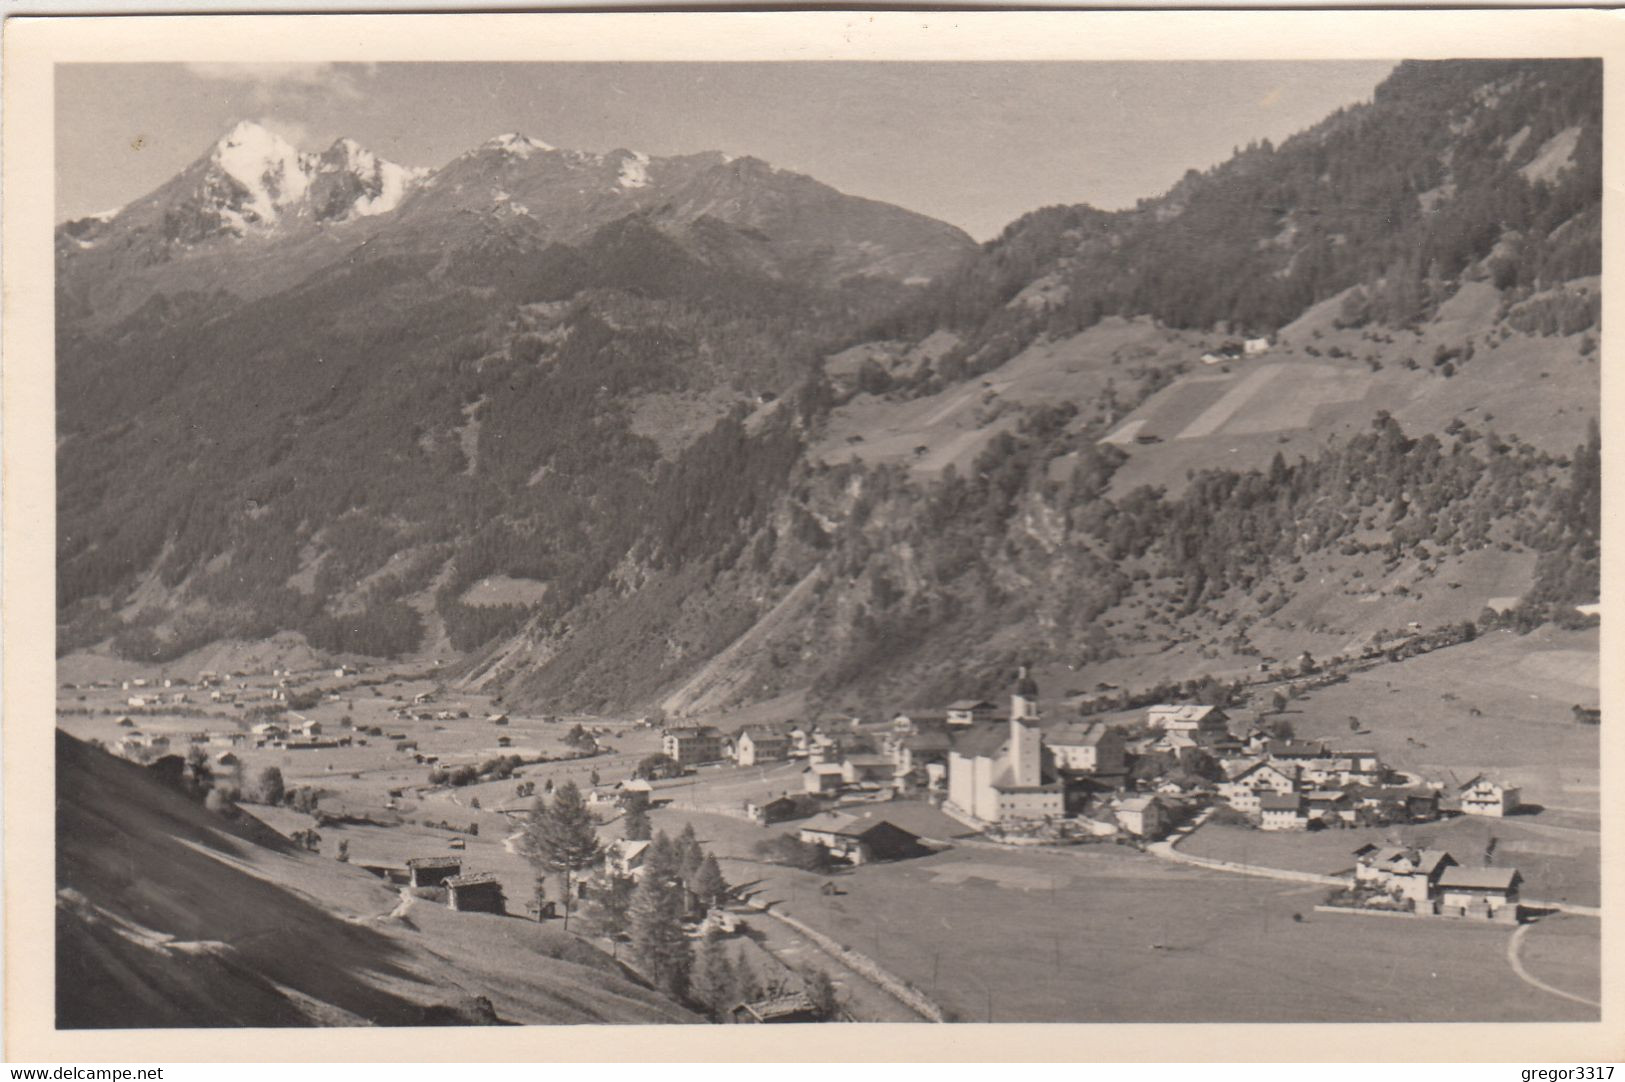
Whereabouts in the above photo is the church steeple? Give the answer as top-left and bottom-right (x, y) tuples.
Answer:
(1011, 661), (1040, 721)
(1009, 661), (1042, 786)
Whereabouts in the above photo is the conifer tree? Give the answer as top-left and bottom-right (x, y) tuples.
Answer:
(522, 780), (602, 931)
(800, 965), (839, 1021)
(623, 804), (652, 842)
(693, 852), (728, 909)
(629, 831), (692, 999)
(691, 933), (737, 1019)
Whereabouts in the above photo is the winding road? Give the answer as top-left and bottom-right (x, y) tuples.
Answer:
(1506, 923), (1600, 1009)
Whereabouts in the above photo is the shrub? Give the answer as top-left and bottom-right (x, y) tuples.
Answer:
(752, 834), (831, 871)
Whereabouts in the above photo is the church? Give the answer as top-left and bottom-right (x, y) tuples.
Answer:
(945, 665), (1064, 824)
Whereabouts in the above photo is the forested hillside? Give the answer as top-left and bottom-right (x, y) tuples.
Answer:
(57, 59), (1601, 721)
(863, 59), (1599, 387)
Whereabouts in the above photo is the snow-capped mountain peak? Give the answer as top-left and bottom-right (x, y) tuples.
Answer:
(484, 132), (554, 158)
(616, 150), (651, 190)
(312, 137), (427, 219)
(208, 120), (314, 231)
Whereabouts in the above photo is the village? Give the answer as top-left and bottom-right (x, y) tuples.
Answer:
(55, 623), (1600, 1025)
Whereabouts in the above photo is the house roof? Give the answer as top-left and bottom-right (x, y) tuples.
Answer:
(612, 839), (651, 860)
(843, 754), (892, 768)
(1438, 866), (1521, 891)
(1044, 722), (1112, 747)
(1149, 704), (1223, 722)
(946, 699), (996, 711)
(795, 813), (859, 835)
(735, 993), (818, 1021)
(1220, 757), (1263, 779)
(905, 731), (955, 752)
(1117, 795), (1161, 812)
(1458, 774), (1512, 792)
(1259, 793), (1305, 811)
(950, 723), (1009, 758)
(444, 872), (503, 888)
(807, 762), (845, 775)
(837, 815), (923, 840)
(406, 856), (463, 869)
(1267, 740), (1326, 758)
(738, 725), (789, 741)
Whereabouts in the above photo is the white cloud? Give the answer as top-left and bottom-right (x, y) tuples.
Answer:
(183, 62), (371, 102)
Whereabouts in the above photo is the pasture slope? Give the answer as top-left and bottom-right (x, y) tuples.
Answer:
(1102, 281), (1598, 499)
(55, 731), (693, 1027)
(1284, 624), (1600, 827)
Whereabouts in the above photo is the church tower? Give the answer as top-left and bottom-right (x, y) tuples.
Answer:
(1009, 662), (1042, 786)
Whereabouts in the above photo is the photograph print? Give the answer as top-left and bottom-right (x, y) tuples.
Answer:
(52, 54), (1601, 1029)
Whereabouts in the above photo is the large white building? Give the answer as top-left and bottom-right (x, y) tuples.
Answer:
(946, 665), (1062, 823)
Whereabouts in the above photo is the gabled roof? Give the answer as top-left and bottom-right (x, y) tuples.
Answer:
(1438, 866), (1521, 891)
(835, 814), (922, 840)
(799, 811), (859, 833)
(1259, 793), (1305, 811)
(406, 856), (463, 869)
(1044, 722), (1113, 747)
(611, 839), (651, 861)
(807, 762), (844, 775)
(905, 730), (955, 752)
(946, 699), (996, 711)
(1232, 759), (1293, 781)
(1220, 756), (1264, 779)
(444, 872), (502, 888)
(1458, 773), (1511, 792)
(1267, 740), (1326, 758)
(843, 754), (892, 768)
(950, 723), (1009, 758)
(735, 992), (818, 1021)
(1149, 703), (1223, 722)
(738, 726), (790, 742)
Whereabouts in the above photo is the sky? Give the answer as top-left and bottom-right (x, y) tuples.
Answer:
(56, 61), (1397, 240)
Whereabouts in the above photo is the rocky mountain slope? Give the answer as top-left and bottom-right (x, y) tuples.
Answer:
(57, 60), (1600, 722)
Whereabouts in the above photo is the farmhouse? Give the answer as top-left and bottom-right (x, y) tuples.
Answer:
(662, 725), (725, 766)
(736, 726), (790, 767)
(1114, 795), (1170, 840)
(1435, 866), (1522, 920)
(841, 754), (895, 786)
(444, 873), (506, 914)
(796, 813), (925, 865)
(1043, 721), (1126, 775)
(1265, 740), (1327, 764)
(729, 993), (821, 1024)
(802, 762), (845, 795)
(1146, 704), (1229, 736)
(945, 700), (997, 727)
(1306, 789), (1356, 825)
(1457, 775), (1521, 817)
(1352, 846), (1457, 905)
(406, 856), (463, 888)
(747, 795), (809, 825)
(606, 839), (651, 879)
(891, 728), (955, 784)
(1217, 761), (1298, 809)
(1259, 793), (1308, 831)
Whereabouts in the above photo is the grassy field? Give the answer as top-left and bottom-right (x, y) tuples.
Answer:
(1181, 819), (1599, 908)
(1281, 625), (1599, 828)
(1105, 281), (1597, 500)
(648, 806), (1596, 1023)
(1516, 913), (1602, 1004)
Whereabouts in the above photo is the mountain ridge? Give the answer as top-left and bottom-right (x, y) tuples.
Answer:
(55, 60), (1601, 723)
